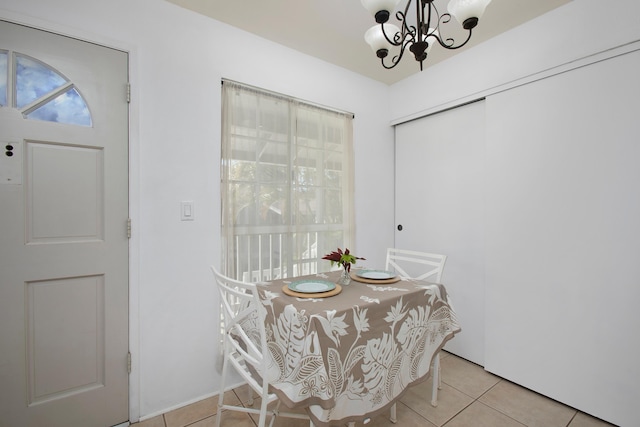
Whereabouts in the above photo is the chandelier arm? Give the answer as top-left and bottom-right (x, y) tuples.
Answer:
(429, 11), (453, 44)
(424, 0), (437, 35)
(380, 18), (414, 48)
(454, 29), (474, 48)
(380, 39), (413, 69)
(401, 1), (413, 34)
(439, 12), (452, 25)
(433, 28), (473, 50)
(396, 9), (417, 46)
(378, 2), (418, 69)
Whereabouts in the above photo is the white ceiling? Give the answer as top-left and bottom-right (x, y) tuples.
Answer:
(164, 0), (570, 85)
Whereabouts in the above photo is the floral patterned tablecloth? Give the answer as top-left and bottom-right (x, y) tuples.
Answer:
(256, 270), (461, 426)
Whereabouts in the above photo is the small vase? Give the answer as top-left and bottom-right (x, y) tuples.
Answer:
(337, 268), (351, 286)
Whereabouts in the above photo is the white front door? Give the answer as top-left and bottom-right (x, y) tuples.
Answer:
(0, 20), (129, 427)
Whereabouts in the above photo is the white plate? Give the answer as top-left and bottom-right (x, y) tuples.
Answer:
(356, 269), (397, 280)
(288, 280), (336, 293)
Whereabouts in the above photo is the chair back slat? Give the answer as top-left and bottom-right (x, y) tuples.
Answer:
(385, 248), (447, 283)
(212, 267), (268, 372)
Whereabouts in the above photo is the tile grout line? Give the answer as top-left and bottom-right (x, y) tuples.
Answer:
(440, 400), (474, 427)
(440, 377), (502, 427)
(466, 379), (531, 426)
(565, 412), (578, 427)
(440, 374), (536, 427)
(395, 400), (435, 427)
(466, 378), (580, 427)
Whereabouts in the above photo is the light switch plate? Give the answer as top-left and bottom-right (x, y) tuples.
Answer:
(181, 201), (194, 221)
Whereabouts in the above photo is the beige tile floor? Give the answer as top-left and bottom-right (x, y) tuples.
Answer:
(131, 352), (617, 427)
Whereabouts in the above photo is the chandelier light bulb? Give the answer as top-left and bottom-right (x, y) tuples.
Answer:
(448, 0), (492, 29)
(361, 0), (403, 23)
(364, 23), (401, 57)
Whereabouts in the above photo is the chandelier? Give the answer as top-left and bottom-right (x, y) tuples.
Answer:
(361, 0), (492, 70)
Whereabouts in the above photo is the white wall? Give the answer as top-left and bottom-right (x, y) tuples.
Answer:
(0, 0), (395, 420)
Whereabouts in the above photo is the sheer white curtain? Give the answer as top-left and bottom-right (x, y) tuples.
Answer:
(220, 80), (354, 281)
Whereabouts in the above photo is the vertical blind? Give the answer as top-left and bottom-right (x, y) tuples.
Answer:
(220, 80), (355, 281)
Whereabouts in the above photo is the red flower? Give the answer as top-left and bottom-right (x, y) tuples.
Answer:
(322, 248), (365, 272)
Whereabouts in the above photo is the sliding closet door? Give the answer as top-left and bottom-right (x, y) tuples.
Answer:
(484, 50), (640, 427)
(395, 100), (485, 364)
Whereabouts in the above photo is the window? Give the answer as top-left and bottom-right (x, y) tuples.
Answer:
(221, 81), (355, 281)
(0, 51), (7, 106)
(0, 50), (91, 126)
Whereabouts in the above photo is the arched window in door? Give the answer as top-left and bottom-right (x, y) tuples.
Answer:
(0, 50), (91, 126)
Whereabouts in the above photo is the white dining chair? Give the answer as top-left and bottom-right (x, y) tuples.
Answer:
(385, 248), (447, 283)
(385, 248), (448, 422)
(211, 267), (313, 427)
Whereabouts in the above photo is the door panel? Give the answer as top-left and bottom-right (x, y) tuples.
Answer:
(27, 141), (104, 243)
(27, 275), (105, 405)
(0, 20), (129, 427)
(483, 50), (640, 427)
(394, 100), (485, 364)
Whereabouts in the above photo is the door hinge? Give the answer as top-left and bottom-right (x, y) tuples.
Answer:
(127, 352), (132, 374)
(126, 83), (131, 103)
(127, 218), (132, 239)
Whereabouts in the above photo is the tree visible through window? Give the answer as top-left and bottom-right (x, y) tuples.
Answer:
(220, 81), (355, 281)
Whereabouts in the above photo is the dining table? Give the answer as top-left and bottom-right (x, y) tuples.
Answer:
(255, 269), (461, 426)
